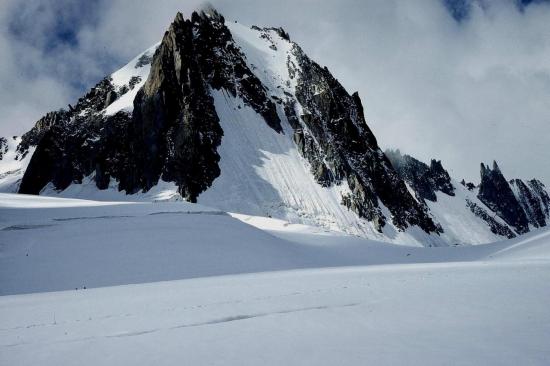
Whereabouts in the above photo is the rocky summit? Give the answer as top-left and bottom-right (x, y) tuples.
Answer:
(0, 7), (548, 246)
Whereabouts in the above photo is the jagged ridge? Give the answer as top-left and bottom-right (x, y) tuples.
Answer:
(12, 8), (439, 236)
(0, 6), (548, 245)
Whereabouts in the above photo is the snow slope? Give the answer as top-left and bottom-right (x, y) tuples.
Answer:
(1, 194), (550, 365)
(104, 42), (159, 116)
(425, 182), (514, 244)
(0, 193), (507, 295)
(198, 89), (384, 239)
(2, 262), (549, 366)
(0, 137), (34, 193)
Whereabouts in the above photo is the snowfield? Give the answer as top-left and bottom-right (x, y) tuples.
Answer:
(1, 193), (550, 365)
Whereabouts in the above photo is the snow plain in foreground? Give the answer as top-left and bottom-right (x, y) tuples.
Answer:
(1, 193), (549, 365)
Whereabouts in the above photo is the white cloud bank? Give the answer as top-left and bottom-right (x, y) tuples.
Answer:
(0, 0), (549, 183)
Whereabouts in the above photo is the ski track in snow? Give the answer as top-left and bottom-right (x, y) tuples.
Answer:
(1, 259), (549, 365)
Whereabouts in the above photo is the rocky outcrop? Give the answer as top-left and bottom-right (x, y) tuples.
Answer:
(284, 45), (440, 234)
(510, 178), (550, 228)
(0, 137), (7, 160)
(18, 111), (132, 195)
(17, 111), (69, 158)
(17, 73), (129, 195)
(460, 179), (476, 191)
(387, 152), (549, 238)
(478, 162), (529, 234)
(529, 179), (550, 215)
(18, 8), (282, 201)
(386, 149), (455, 203)
(465, 199), (516, 239)
(430, 160), (455, 196)
(118, 8), (283, 201)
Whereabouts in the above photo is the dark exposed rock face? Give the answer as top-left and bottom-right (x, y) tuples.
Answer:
(286, 47), (440, 234)
(0, 137), (7, 160)
(18, 74), (128, 195)
(119, 11), (223, 199)
(529, 179), (550, 215)
(135, 54), (153, 68)
(430, 160), (455, 196)
(387, 152), (549, 238)
(478, 162), (529, 234)
(17, 111), (69, 158)
(251, 25), (290, 42)
(117, 9), (282, 201)
(19, 111), (132, 195)
(128, 76), (142, 90)
(460, 179), (476, 191)
(465, 199), (516, 239)
(19, 9), (281, 201)
(386, 150), (455, 203)
(17, 75), (121, 164)
(510, 178), (549, 228)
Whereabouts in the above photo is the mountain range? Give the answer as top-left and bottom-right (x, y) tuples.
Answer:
(0, 5), (548, 246)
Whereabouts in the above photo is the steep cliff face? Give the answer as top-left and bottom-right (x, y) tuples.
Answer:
(17, 85), (131, 195)
(386, 150), (455, 203)
(478, 162), (529, 234)
(281, 38), (439, 233)
(18, 9), (283, 201)
(529, 179), (550, 217)
(510, 178), (550, 228)
(15, 50), (149, 195)
(387, 151), (519, 243)
(0, 138), (7, 160)
(465, 199), (517, 239)
(125, 10), (282, 201)
(17, 111), (70, 157)
(386, 151), (550, 242)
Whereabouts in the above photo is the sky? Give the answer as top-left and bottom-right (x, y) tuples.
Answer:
(0, 0), (549, 184)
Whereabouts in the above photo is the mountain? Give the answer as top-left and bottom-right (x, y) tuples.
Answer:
(0, 6), (548, 246)
(386, 150), (549, 242)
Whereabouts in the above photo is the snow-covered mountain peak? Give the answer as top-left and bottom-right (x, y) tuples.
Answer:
(0, 9), (548, 246)
(196, 2), (224, 20)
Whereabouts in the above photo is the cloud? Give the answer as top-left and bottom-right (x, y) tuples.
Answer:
(0, 0), (549, 184)
(0, 0), (110, 137)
